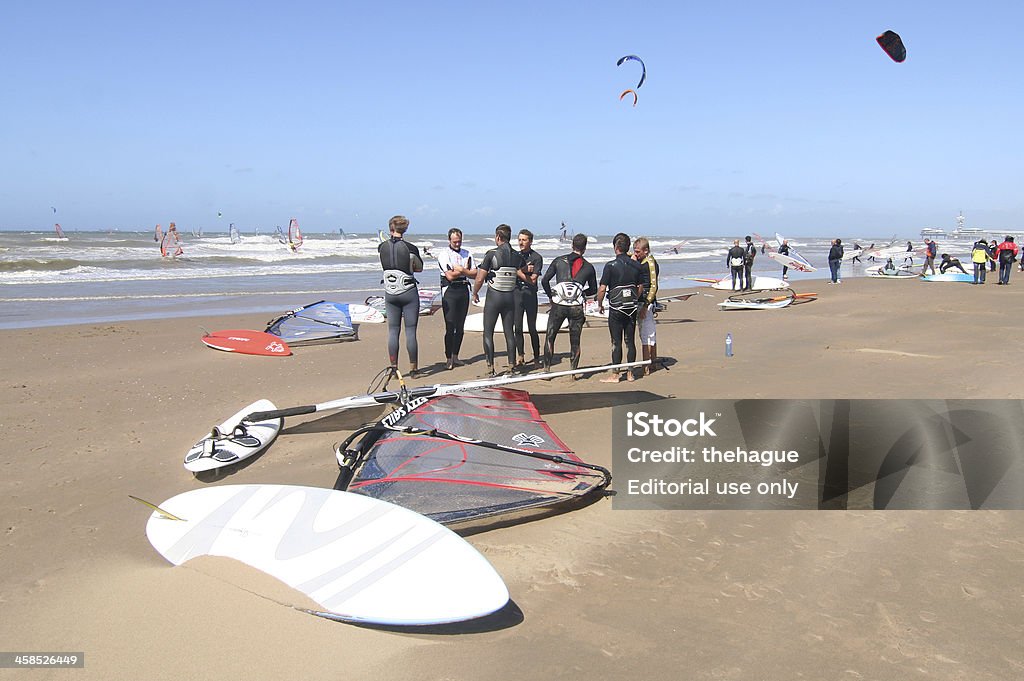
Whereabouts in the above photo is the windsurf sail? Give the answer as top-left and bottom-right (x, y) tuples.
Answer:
(161, 223), (183, 258)
(337, 388), (611, 527)
(275, 225), (286, 244)
(365, 289), (442, 317)
(288, 218), (303, 251)
(229, 222), (240, 244)
(264, 301), (358, 345)
(54, 223), (68, 240)
(154, 224), (164, 243)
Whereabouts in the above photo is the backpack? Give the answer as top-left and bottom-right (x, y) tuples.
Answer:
(999, 248), (1015, 264)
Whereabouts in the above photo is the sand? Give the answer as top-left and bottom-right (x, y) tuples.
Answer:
(2, 277), (1022, 680)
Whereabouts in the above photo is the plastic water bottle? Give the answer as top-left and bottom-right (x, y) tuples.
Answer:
(725, 333), (733, 357)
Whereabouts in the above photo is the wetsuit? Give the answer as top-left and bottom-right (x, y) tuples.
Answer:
(378, 237), (422, 367)
(939, 257), (967, 274)
(727, 245), (746, 290)
(743, 240), (757, 290)
(778, 242), (791, 278)
(599, 253), (649, 368)
(436, 245), (473, 362)
(638, 254), (659, 347)
(514, 248), (544, 362)
(478, 242), (521, 369)
(541, 252), (597, 370)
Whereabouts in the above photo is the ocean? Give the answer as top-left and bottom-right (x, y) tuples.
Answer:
(0, 228), (936, 330)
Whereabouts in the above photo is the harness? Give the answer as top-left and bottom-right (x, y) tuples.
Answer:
(488, 267), (518, 292)
(485, 243), (519, 292)
(380, 239), (418, 295)
(551, 281), (584, 306)
(383, 269), (417, 295)
(608, 285), (639, 315)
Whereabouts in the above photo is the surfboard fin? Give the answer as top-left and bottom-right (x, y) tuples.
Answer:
(129, 495), (186, 521)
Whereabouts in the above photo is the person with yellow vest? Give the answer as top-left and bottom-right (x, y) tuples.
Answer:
(970, 239), (991, 285)
(632, 237), (660, 375)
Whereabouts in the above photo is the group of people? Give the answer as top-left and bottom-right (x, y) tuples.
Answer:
(969, 236), (1019, 285)
(377, 217), (660, 382)
(726, 236), (758, 290)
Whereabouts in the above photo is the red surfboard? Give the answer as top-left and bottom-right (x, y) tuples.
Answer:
(201, 330), (292, 356)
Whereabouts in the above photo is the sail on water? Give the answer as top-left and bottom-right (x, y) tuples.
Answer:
(229, 222), (240, 244)
(160, 223), (183, 257)
(287, 218), (303, 252)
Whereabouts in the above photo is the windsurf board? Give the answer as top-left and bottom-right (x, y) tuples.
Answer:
(465, 312), (564, 332)
(201, 330), (291, 356)
(706, 275), (788, 291)
(921, 272), (973, 283)
(866, 268), (919, 279)
(345, 304), (386, 324)
(718, 298), (793, 310)
(766, 252), (816, 272)
(184, 399), (283, 472)
(142, 484), (510, 625)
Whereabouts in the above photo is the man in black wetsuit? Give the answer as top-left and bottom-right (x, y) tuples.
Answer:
(435, 227), (476, 369)
(541, 233), (597, 374)
(514, 228), (543, 370)
(473, 224), (521, 376)
(377, 215), (424, 376)
(743, 235), (757, 290)
(727, 240), (746, 291)
(939, 253), (968, 275)
(596, 233), (649, 383)
(778, 239), (791, 280)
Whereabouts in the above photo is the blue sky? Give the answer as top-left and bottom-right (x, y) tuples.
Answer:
(2, 1), (1022, 236)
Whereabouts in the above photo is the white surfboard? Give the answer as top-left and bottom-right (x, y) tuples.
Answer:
(866, 268), (919, 279)
(345, 304), (385, 324)
(184, 399), (283, 472)
(718, 298), (793, 310)
(465, 311), (565, 332)
(707, 275), (788, 291)
(143, 484), (510, 625)
(767, 251), (816, 272)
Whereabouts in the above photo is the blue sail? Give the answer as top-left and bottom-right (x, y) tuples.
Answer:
(265, 301), (358, 346)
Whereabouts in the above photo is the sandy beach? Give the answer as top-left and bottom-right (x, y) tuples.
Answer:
(2, 277), (1022, 680)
